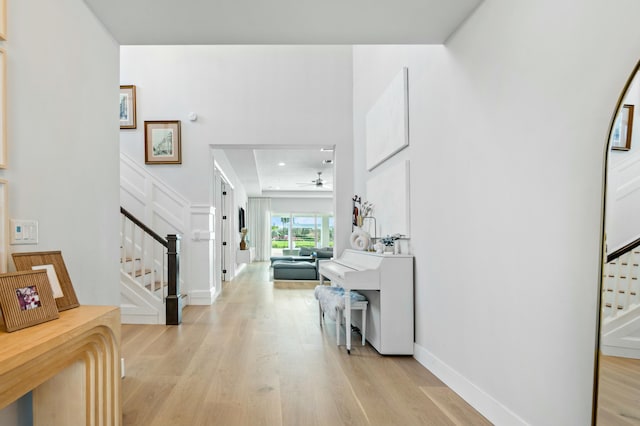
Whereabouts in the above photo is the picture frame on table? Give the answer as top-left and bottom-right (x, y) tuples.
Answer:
(119, 85), (137, 129)
(0, 270), (60, 332)
(144, 120), (182, 164)
(12, 251), (80, 311)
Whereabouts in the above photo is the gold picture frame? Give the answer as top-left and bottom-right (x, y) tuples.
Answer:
(120, 85), (137, 129)
(144, 120), (182, 164)
(0, 49), (6, 168)
(611, 104), (635, 151)
(0, 180), (7, 274)
(12, 251), (80, 311)
(0, 0), (6, 41)
(0, 270), (59, 332)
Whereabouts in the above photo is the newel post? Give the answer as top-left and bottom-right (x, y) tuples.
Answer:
(166, 234), (181, 325)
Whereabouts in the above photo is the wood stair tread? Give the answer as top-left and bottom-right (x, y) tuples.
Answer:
(133, 268), (152, 277)
(145, 281), (168, 291)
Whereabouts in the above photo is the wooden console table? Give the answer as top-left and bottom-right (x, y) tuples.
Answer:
(0, 305), (121, 425)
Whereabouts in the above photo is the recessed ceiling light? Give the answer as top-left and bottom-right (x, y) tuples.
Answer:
(320, 148), (334, 152)
(278, 162), (286, 166)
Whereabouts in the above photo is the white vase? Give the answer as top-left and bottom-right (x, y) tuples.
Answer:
(350, 227), (371, 251)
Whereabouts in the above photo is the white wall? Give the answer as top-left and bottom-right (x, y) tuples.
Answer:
(271, 197), (333, 214)
(606, 73), (640, 252)
(0, 0), (120, 423)
(353, 1), (640, 424)
(120, 45), (353, 255)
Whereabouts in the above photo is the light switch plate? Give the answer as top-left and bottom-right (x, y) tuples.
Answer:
(10, 219), (39, 245)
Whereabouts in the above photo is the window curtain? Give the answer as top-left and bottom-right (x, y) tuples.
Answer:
(248, 198), (272, 261)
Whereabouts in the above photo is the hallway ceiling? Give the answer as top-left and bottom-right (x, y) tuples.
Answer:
(220, 147), (334, 198)
(84, 0), (481, 45)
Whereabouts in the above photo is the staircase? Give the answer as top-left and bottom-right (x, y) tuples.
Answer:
(601, 243), (640, 358)
(120, 207), (182, 325)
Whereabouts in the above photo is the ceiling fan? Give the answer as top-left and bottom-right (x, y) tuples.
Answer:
(297, 172), (330, 188)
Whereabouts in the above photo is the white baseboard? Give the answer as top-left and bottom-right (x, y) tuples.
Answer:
(120, 311), (161, 325)
(189, 288), (216, 305)
(413, 343), (527, 425)
(601, 345), (640, 359)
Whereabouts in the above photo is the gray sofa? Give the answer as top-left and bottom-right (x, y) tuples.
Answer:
(271, 247), (333, 280)
(269, 247), (333, 266)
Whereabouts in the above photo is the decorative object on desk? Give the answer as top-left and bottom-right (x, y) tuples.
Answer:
(119, 85), (137, 129)
(381, 233), (404, 254)
(12, 251), (80, 311)
(350, 227), (371, 251)
(144, 120), (182, 164)
(352, 194), (374, 230)
(374, 241), (385, 254)
(240, 227), (248, 250)
(0, 270), (59, 332)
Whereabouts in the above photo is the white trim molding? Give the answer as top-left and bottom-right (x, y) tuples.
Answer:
(189, 288), (216, 306)
(413, 343), (527, 426)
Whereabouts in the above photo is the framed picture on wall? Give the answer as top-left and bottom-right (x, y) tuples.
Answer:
(119, 85), (137, 129)
(0, 0), (6, 40)
(0, 180), (7, 274)
(144, 120), (182, 164)
(0, 49), (6, 169)
(611, 104), (634, 151)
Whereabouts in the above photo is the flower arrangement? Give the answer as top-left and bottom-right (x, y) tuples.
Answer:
(352, 195), (374, 227)
(380, 233), (404, 246)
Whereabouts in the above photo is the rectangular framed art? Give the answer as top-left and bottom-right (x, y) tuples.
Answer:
(0, 270), (60, 332)
(0, 0), (6, 40)
(0, 49), (6, 168)
(144, 120), (182, 164)
(611, 104), (634, 151)
(12, 251), (80, 311)
(365, 67), (409, 171)
(0, 180), (7, 274)
(119, 85), (137, 129)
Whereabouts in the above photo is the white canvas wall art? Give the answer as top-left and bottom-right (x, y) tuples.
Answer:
(365, 67), (409, 171)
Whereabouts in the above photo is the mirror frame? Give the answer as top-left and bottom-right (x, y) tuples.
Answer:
(594, 59), (640, 424)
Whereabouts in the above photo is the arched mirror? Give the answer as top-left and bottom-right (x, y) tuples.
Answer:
(597, 60), (640, 424)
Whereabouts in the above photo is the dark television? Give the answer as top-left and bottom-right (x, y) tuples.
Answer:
(239, 207), (245, 232)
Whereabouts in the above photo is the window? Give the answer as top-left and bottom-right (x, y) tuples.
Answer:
(271, 213), (333, 255)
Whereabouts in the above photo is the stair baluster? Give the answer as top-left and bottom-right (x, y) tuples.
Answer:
(120, 207), (182, 325)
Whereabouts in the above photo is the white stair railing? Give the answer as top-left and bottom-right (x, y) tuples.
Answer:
(603, 249), (640, 320)
(121, 213), (167, 300)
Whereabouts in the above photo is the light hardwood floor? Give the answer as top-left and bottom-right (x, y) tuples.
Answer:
(121, 262), (490, 425)
(597, 355), (640, 425)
